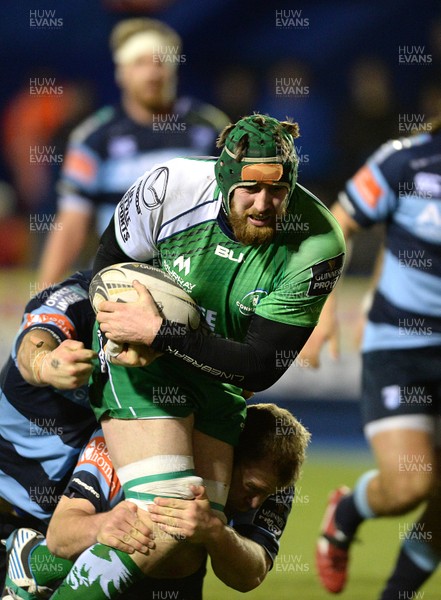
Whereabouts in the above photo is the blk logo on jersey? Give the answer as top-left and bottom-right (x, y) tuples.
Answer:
(253, 503), (285, 538)
(118, 186), (134, 242)
(307, 253), (344, 296)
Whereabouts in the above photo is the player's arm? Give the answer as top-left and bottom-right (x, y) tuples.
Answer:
(298, 201), (360, 367)
(47, 496), (154, 561)
(17, 329), (96, 389)
(93, 215), (136, 274)
(206, 521), (271, 591)
(148, 486), (271, 592)
(98, 284), (313, 391)
(301, 147), (402, 367)
(331, 199), (361, 239)
(38, 208), (93, 287)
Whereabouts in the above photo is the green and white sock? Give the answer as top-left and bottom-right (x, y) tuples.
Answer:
(49, 544), (143, 599)
(30, 541), (73, 586)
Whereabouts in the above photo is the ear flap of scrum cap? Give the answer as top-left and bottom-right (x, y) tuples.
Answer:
(215, 114), (299, 213)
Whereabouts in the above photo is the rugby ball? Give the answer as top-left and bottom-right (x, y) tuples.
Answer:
(89, 262), (200, 330)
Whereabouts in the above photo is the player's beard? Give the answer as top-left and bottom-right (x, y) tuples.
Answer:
(136, 86), (169, 112)
(229, 205), (286, 246)
(130, 77), (175, 113)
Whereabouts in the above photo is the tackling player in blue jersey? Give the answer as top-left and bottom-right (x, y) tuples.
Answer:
(2, 404), (310, 600)
(37, 17), (229, 287)
(0, 271), (97, 589)
(309, 122), (441, 598)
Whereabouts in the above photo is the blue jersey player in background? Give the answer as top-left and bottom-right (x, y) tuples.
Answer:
(37, 17), (229, 288)
(309, 121), (441, 598)
(0, 271), (97, 589)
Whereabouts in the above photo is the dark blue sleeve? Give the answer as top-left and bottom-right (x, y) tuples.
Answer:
(230, 486), (294, 566)
(64, 469), (108, 514)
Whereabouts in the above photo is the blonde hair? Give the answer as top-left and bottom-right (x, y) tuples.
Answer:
(110, 18), (181, 56)
(236, 403), (311, 486)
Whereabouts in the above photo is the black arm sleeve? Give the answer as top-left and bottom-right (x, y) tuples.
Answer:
(151, 314), (313, 391)
(92, 217), (133, 276)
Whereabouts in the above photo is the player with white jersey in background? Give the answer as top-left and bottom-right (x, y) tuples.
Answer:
(310, 122), (441, 599)
(37, 17), (229, 288)
(45, 114), (344, 599)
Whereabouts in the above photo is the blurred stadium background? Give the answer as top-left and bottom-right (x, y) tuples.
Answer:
(1, 0), (441, 597)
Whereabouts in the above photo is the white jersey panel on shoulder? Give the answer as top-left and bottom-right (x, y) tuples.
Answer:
(114, 158), (220, 262)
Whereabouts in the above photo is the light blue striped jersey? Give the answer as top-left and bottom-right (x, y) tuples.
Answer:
(58, 99), (229, 236)
(0, 271), (96, 522)
(340, 132), (441, 351)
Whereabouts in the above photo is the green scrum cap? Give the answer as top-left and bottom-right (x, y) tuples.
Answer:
(214, 114), (300, 214)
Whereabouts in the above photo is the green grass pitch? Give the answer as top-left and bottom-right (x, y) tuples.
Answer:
(203, 449), (441, 599)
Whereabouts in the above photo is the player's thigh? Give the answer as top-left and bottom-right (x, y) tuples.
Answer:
(102, 415), (194, 470)
(370, 425), (436, 479)
(92, 341), (244, 479)
(192, 428), (233, 485)
(190, 380), (245, 486)
(92, 353), (200, 468)
(366, 425), (437, 512)
(190, 378), (246, 449)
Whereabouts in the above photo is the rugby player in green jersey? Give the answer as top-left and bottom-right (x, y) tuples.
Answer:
(49, 114), (345, 598)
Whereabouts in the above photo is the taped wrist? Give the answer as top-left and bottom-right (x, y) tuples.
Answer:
(31, 350), (51, 384)
(117, 455), (203, 511)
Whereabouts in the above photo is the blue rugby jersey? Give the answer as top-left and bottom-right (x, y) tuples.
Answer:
(65, 429), (293, 591)
(0, 271), (96, 522)
(339, 132), (441, 352)
(58, 98), (229, 236)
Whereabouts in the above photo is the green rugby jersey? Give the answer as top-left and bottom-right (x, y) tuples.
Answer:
(115, 157), (345, 342)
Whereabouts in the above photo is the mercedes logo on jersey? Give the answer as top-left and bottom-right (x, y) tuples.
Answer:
(141, 166), (169, 210)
